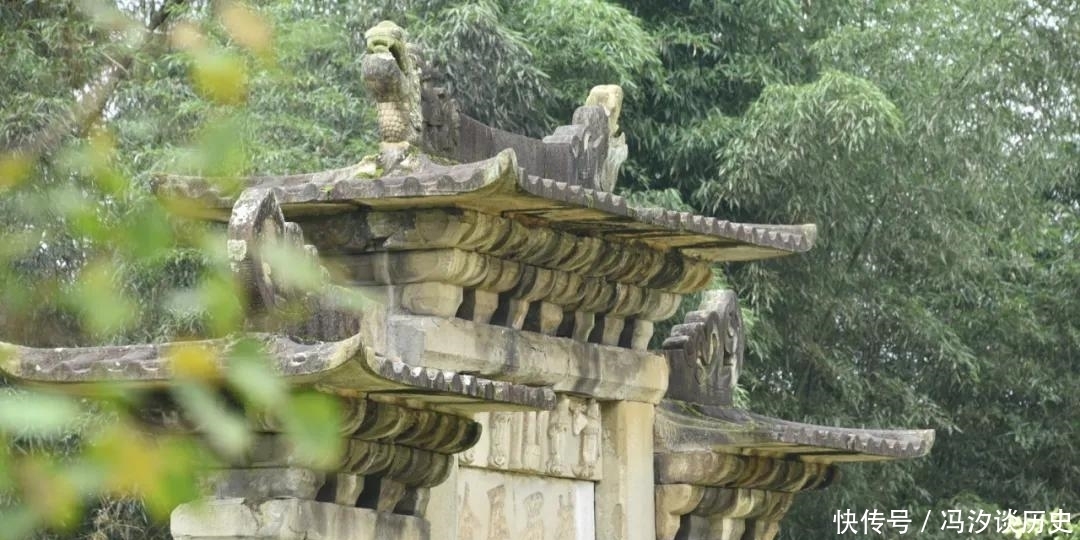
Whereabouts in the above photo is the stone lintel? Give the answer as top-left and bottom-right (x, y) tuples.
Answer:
(385, 314), (668, 404)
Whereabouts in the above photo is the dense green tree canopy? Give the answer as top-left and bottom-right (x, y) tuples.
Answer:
(1, 0), (1077, 538)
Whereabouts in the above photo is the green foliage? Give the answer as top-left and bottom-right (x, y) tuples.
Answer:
(1, 0), (1079, 538)
(0, 2), (364, 537)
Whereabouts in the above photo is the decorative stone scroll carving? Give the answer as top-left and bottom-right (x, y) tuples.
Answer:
(654, 453), (835, 493)
(458, 84), (623, 192)
(227, 187), (362, 340)
(662, 289), (745, 406)
(652, 395), (935, 539)
(460, 395), (602, 481)
(228, 187), (288, 311)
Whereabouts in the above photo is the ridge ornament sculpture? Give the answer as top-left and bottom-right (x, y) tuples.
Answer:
(0, 21), (933, 540)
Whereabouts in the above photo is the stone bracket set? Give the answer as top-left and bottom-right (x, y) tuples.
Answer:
(228, 183), (689, 350)
(655, 484), (796, 540)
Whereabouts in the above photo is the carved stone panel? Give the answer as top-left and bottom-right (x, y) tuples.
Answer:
(454, 467), (594, 540)
(662, 289), (745, 406)
(462, 395), (602, 481)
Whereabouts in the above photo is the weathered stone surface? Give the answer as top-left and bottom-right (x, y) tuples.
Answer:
(652, 288), (934, 540)
(426, 463), (595, 540)
(0, 332), (555, 412)
(362, 20), (423, 172)
(584, 85), (627, 192)
(171, 498), (427, 540)
(243, 398), (480, 455)
(654, 452), (834, 492)
(419, 60), (460, 157)
(596, 401), (655, 540)
(655, 484), (705, 540)
(311, 208), (713, 294)
(458, 395), (601, 481)
(203, 468), (325, 501)
(238, 434), (451, 487)
(662, 290), (745, 407)
(345, 249), (682, 339)
(385, 315), (668, 403)
(653, 401), (934, 462)
(654, 486), (794, 540)
(153, 149), (816, 263)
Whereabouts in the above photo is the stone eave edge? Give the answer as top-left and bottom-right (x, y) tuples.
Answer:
(152, 149), (817, 259)
(655, 400), (935, 461)
(0, 333), (556, 411)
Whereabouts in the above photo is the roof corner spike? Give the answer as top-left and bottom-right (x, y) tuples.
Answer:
(585, 85), (627, 192)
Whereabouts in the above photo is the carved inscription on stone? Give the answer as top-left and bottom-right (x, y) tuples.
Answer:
(555, 494), (576, 540)
(547, 397), (571, 475)
(458, 485), (481, 540)
(463, 395), (602, 480)
(454, 468), (592, 540)
(490, 412), (513, 468)
(487, 485), (510, 540)
(522, 492), (544, 540)
(573, 399), (600, 478)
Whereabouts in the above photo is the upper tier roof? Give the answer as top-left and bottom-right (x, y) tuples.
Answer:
(153, 150), (816, 264)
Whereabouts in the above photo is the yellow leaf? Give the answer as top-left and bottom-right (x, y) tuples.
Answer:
(16, 458), (82, 530)
(219, 2), (273, 57)
(170, 343), (222, 382)
(192, 51), (248, 106)
(0, 153), (32, 191)
(170, 21), (207, 52)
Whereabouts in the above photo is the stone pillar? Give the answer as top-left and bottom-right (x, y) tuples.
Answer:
(595, 400), (655, 540)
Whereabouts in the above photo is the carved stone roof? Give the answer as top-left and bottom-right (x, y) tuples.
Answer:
(154, 150), (816, 263)
(0, 332), (555, 413)
(655, 290), (934, 475)
(655, 402), (935, 466)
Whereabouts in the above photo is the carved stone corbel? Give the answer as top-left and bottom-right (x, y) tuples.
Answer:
(655, 484), (705, 540)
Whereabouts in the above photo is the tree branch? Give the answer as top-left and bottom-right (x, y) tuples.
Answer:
(7, 0), (186, 159)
